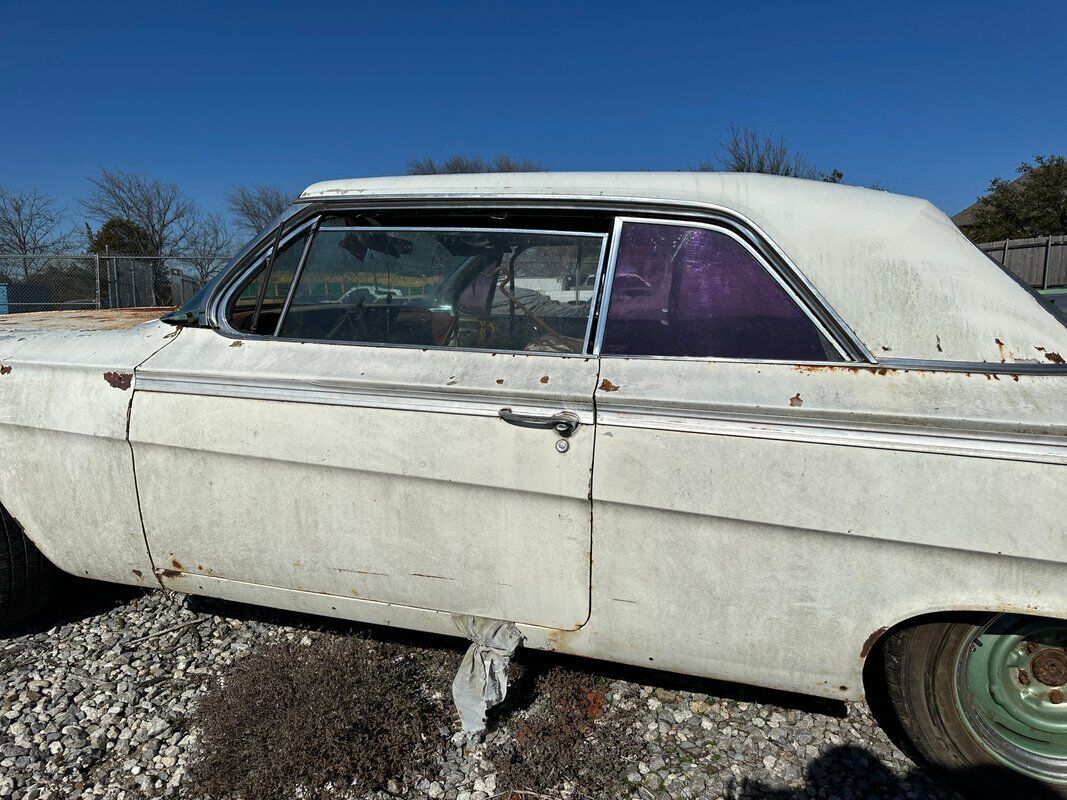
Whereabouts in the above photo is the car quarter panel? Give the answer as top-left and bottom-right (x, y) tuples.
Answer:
(580, 359), (1067, 700)
(0, 317), (174, 587)
(129, 327), (598, 630)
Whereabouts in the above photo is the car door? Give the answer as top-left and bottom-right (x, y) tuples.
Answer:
(130, 217), (606, 631)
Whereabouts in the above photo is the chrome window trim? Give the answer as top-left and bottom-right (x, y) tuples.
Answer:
(289, 193), (876, 363)
(217, 217), (322, 338)
(273, 217), (321, 336)
(216, 218), (609, 356)
(206, 197), (873, 362)
(592, 216), (853, 362)
(880, 357), (1067, 376)
(313, 224), (609, 238)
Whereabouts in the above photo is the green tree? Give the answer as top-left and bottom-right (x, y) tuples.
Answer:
(407, 155), (545, 175)
(87, 217), (155, 256)
(962, 155), (1067, 242)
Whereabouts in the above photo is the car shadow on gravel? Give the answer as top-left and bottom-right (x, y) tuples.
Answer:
(725, 743), (1061, 800)
(1, 575), (145, 640)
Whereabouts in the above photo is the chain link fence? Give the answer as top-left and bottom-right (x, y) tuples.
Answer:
(0, 254), (231, 314)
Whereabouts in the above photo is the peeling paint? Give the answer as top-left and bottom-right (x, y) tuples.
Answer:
(540, 375), (550, 384)
(229, 341), (243, 348)
(0, 364), (10, 375)
(103, 371), (133, 390)
(599, 378), (619, 392)
(159, 568), (181, 578)
(789, 393), (804, 407)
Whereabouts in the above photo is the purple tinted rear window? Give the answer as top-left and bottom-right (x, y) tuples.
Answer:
(600, 223), (839, 361)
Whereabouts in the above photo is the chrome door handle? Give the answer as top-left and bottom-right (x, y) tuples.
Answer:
(498, 408), (580, 438)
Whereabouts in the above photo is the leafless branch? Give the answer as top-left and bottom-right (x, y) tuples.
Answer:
(407, 154), (545, 175)
(227, 184), (291, 236)
(0, 187), (76, 279)
(80, 168), (198, 256)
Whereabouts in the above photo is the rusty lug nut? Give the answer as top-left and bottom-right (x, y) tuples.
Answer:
(1050, 690), (1065, 705)
(1019, 669), (1032, 686)
(1026, 642), (1041, 654)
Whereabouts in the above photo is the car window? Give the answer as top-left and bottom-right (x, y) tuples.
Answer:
(229, 232), (309, 334)
(600, 222), (842, 361)
(274, 228), (604, 353)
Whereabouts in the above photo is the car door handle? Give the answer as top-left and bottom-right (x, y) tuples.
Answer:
(498, 408), (580, 438)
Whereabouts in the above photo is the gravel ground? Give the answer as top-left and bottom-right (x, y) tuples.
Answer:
(0, 582), (964, 800)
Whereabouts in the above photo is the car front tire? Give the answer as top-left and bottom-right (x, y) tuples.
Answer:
(884, 616), (1067, 799)
(0, 503), (57, 630)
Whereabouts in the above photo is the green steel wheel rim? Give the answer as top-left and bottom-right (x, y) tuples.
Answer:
(955, 615), (1067, 782)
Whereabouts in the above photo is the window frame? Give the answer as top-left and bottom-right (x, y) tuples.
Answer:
(217, 219), (611, 357)
(591, 216), (853, 364)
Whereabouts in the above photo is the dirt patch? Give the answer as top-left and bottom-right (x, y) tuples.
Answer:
(487, 662), (644, 797)
(188, 633), (459, 799)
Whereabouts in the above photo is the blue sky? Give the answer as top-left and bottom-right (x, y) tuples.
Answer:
(2, 0), (1065, 223)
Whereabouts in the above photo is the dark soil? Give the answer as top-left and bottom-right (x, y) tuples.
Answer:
(487, 659), (646, 798)
(188, 632), (460, 800)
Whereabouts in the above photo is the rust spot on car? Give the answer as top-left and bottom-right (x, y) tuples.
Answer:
(860, 626), (888, 658)
(789, 393), (803, 407)
(103, 371), (133, 390)
(540, 375), (550, 384)
(1012, 374), (1020, 381)
(0, 364), (11, 375)
(791, 364), (861, 374)
(995, 338), (1006, 362)
(229, 341), (243, 348)
(159, 568), (181, 579)
(131, 569), (143, 578)
(875, 368), (889, 376)
(598, 378), (619, 392)
(496, 378), (505, 384)
(170, 558), (183, 570)
(1043, 351), (1065, 364)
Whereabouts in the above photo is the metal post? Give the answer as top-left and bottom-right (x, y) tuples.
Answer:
(95, 253), (101, 310)
(1002, 238), (1010, 267)
(1043, 234), (1053, 290)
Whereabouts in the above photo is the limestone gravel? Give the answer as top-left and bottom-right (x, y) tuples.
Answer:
(0, 583), (963, 799)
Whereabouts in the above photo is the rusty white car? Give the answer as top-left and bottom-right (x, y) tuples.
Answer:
(2, 173), (1066, 796)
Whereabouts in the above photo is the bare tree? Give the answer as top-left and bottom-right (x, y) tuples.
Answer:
(227, 184), (291, 236)
(407, 155), (545, 175)
(81, 168), (198, 256)
(184, 213), (236, 283)
(0, 187), (76, 279)
(699, 126), (841, 182)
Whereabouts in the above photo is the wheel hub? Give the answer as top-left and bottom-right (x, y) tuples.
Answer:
(1032, 649), (1067, 688)
(955, 615), (1067, 782)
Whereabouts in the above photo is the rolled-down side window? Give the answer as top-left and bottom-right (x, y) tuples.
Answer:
(273, 227), (605, 353)
(600, 222), (843, 361)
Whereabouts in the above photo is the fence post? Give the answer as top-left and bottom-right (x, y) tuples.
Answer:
(1002, 238), (1010, 267)
(1043, 235), (1053, 290)
(95, 253), (102, 310)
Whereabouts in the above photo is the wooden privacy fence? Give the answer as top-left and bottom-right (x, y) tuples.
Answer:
(977, 235), (1067, 289)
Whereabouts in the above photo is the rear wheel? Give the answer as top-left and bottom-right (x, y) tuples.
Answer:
(0, 503), (57, 630)
(884, 616), (1067, 798)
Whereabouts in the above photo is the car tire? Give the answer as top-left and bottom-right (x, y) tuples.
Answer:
(884, 617), (1067, 799)
(0, 503), (57, 630)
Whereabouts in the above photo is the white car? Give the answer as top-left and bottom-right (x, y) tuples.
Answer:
(2, 173), (1066, 797)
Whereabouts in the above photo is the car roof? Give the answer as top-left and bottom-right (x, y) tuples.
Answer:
(299, 172), (1067, 365)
